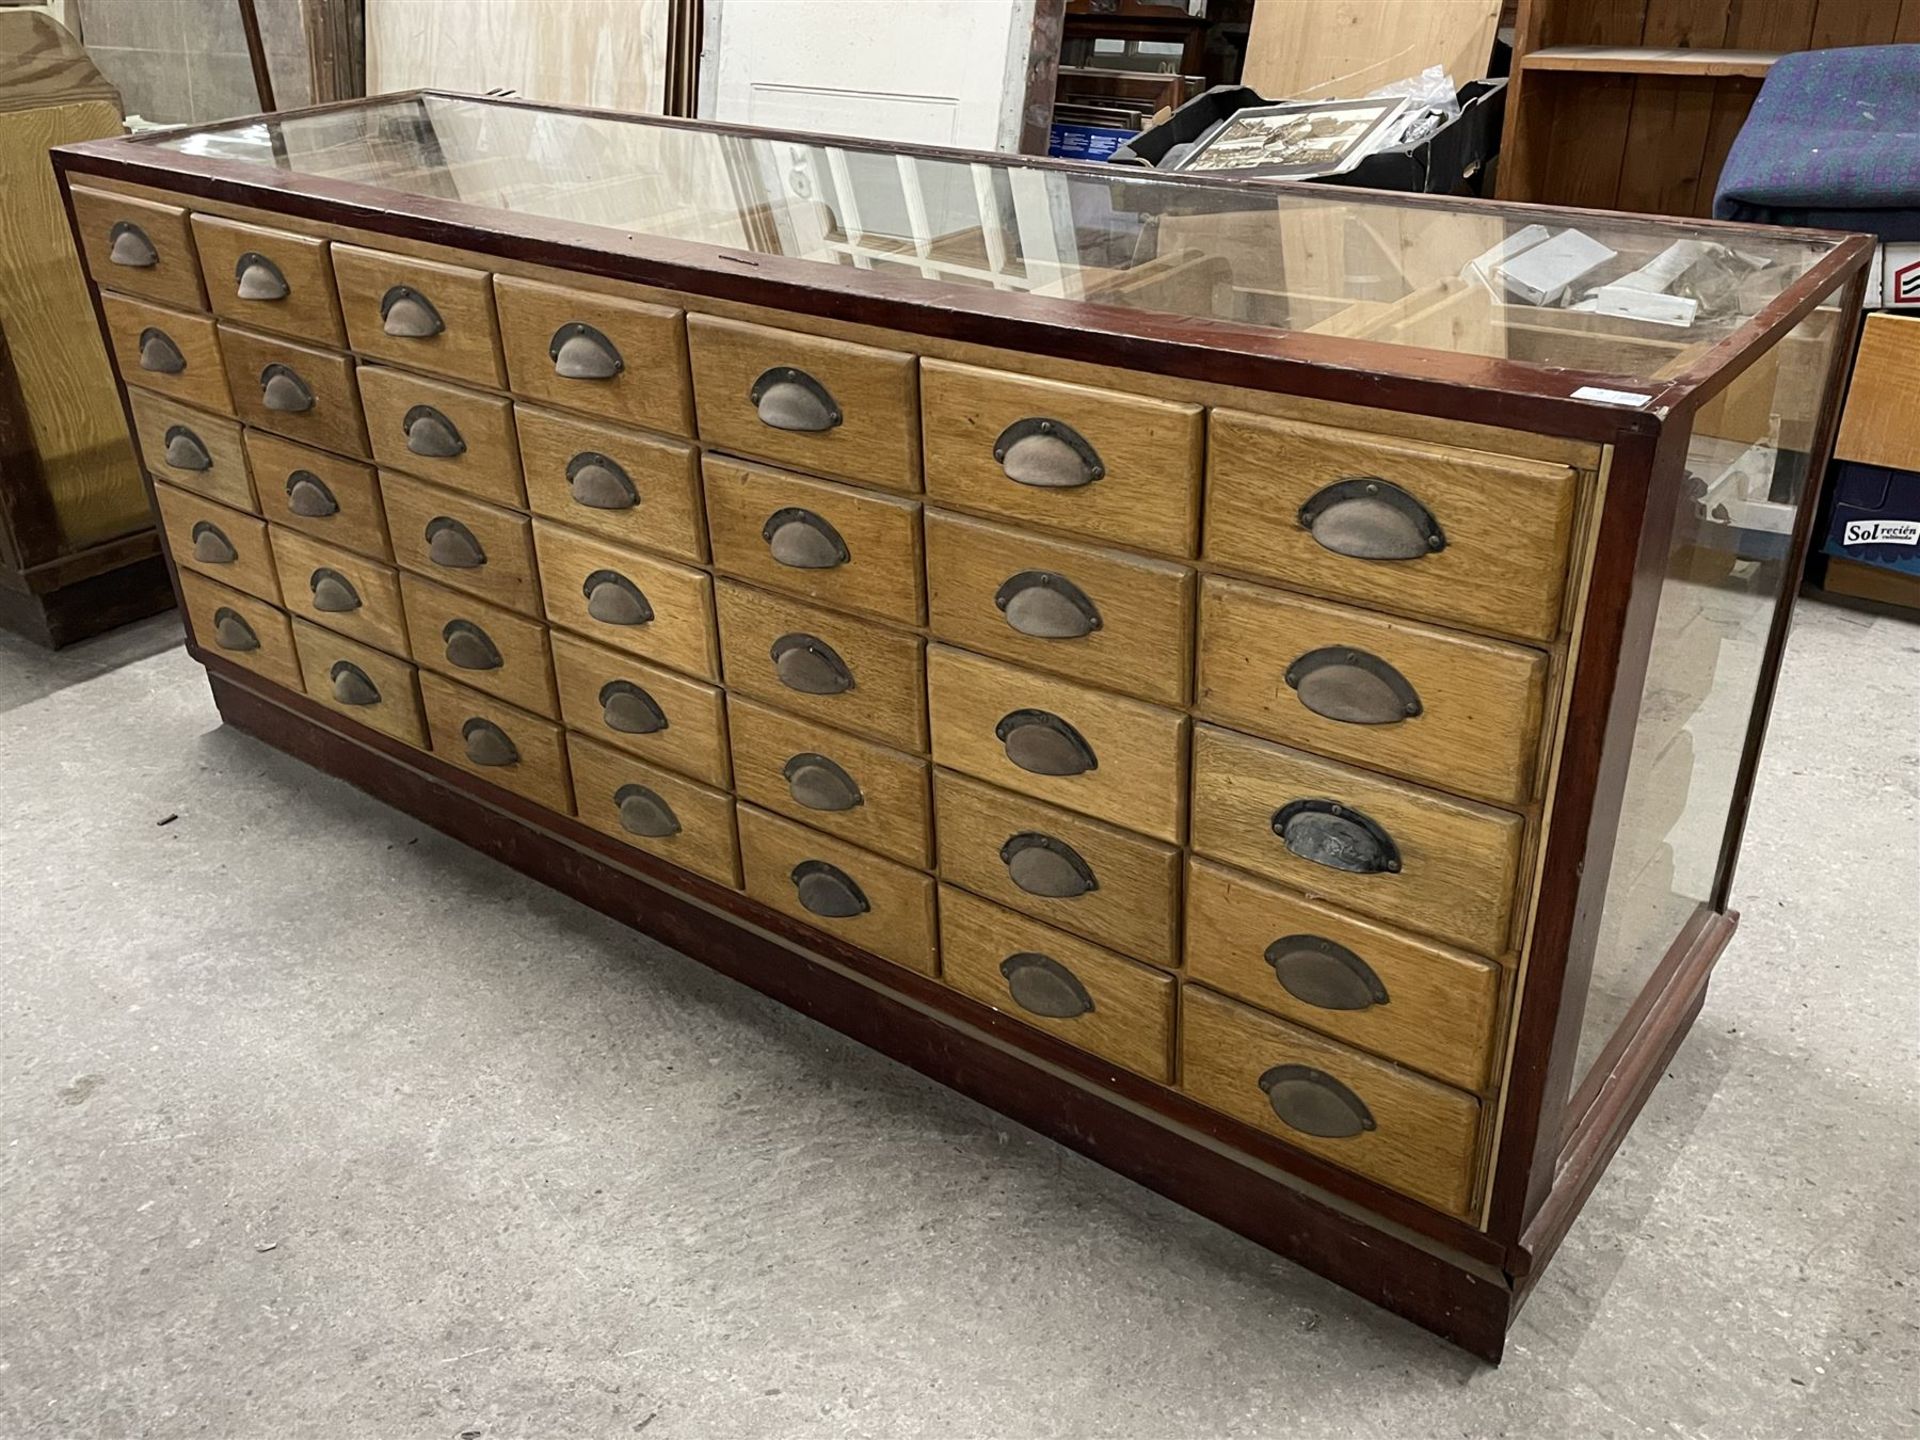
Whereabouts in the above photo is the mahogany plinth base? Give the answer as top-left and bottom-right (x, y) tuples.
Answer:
(0, 547), (174, 647)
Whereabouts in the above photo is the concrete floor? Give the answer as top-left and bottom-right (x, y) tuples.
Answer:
(2, 596), (1915, 1440)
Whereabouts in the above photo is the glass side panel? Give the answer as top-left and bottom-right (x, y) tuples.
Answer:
(1572, 289), (1849, 1100)
(152, 94), (1841, 386)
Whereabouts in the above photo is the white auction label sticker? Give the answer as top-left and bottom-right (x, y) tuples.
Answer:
(1571, 385), (1652, 406)
(1844, 519), (1920, 547)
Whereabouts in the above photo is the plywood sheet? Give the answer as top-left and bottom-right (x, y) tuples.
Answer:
(1242, 0), (1501, 101)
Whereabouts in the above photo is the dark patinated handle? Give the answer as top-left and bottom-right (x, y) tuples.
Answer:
(309, 567), (360, 613)
(190, 521), (235, 564)
(770, 633), (853, 695)
(599, 680), (667, 735)
(1264, 935), (1390, 1011)
(210, 607), (258, 652)
(442, 619), (502, 671)
(999, 952), (1095, 1019)
(994, 571), (1101, 639)
(234, 251), (290, 301)
(1258, 1064), (1376, 1138)
(108, 220), (157, 268)
(999, 832), (1098, 899)
(791, 859), (868, 918)
(1271, 799), (1401, 875)
(550, 322), (624, 380)
(162, 425), (212, 472)
(461, 717), (519, 767)
(138, 328), (186, 374)
(404, 405), (466, 459)
(380, 285), (445, 339)
(424, 517), (486, 570)
(995, 709), (1097, 777)
(614, 783), (680, 838)
(583, 570), (653, 626)
(762, 507), (849, 570)
(751, 367), (841, 432)
(329, 660), (380, 707)
(284, 470), (338, 518)
(567, 452), (638, 510)
(1285, 647), (1422, 725)
(782, 752), (863, 812)
(993, 418), (1103, 489)
(260, 364), (314, 413)
(1298, 478), (1446, 560)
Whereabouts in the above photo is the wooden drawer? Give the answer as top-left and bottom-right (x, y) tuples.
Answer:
(153, 483), (277, 603)
(933, 769), (1179, 967)
(939, 886), (1173, 1082)
(177, 570), (300, 692)
(358, 365), (524, 507)
(126, 391), (252, 511)
(516, 404), (704, 563)
(567, 734), (739, 888)
(190, 214), (344, 346)
(269, 525), (409, 656)
(419, 671), (572, 811)
(927, 645), (1186, 843)
(69, 186), (204, 309)
(920, 359), (1204, 557)
(1189, 724), (1523, 957)
(532, 519), (716, 679)
(736, 804), (937, 975)
(382, 472), (540, 615)
(399, 571), (557, 717)
(1196, 578), (1549, 807)
(726, 695), (931, 868)
(715, 580), (925, 752)
(703, 455), (923, 625)
(1185, 859), (1504, 1092)
(290, 617), (426, 748)
(686, 314), (919, 493)
(219, 326), (366, 456)
(924, 509), (1193, 707)
(101, 294), (230, 412)
(1205, 411), (1579, 643)
(330, 244), (506, 388)
(1181, 986), (1482, 1218)
(244, 431), (387, 559)
(494, 276), (692, 435)
(551, 630), (730, 787)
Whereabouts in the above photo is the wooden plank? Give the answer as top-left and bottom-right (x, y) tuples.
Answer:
(1724, 0), (1818, 50)
(1521, 46), (1780, 76)
(1696, 79), (1763, 217)
(1531, 72), (1637, 209)
(1241, 0), (1501, 102)
(1835, 314), (1920, 471)
(1614, 76), (1718, 217)
(1809, 0), (1902, 46)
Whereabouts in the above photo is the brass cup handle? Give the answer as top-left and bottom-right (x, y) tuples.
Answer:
(189, 521), (236, 564)
(750, 366), (841, 432)
(234, 251), (290, 302)
(108, 220), (158, 268)
(284, 470), (339, 518)
(461, 717), (519, 767)
(782, 752), (864, 812)
(550, 322), (624, 380)
(999, 952), (1095, 1019)
(995, 709), (1097, 777)
(1298, 478), (1445, 561)
(1285, 647), (1423, 725)
(614, 783), (680, 838)
(770, 633), (853, 695)
(404, 405), (466, 459)
(1258, 1064), (1376, 1139)
(210, 606), (259, 652)
(329, 660), (380, 707)
(1264, 935), (1390, 1011)
(380, 285), (445, 339)
(762, 507), (849, 570)
(1271, 799), (1401, 875)
(994, 570), (1101, 639)
(138, 328), (186, 375)
(424, 517), (486, 570)
(598, 680), (668, 735)
(583, 570), (653, 626)
(1000, 832), (1098, 899)
(566, 452), (639, 510)
(791, 858), (868, 918)
(260, 364), (314, 413)
(993, 418), (1104, 489)
(308, 567), (361, 613)
(162, 425), (212, 472)
(442, 619), (503, 671)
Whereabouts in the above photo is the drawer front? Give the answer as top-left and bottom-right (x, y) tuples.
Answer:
(567, 734), (739, 888)
(551, 631), (730, 788)
(154, 483), (278, 602)
(920, 359), (1203, 557)
(726, 695), (931, 868)
(381, 472), (540, 615)
(1180, 986), (1482, 1218)
(1185, 859), (1504, 1092)
(190, 214), (344, 345)
(419, 671), (573, 811)
(703, 455), (924, 625)
(1189, 724), (1523, 957)
(127, 391), (252, 512)
(737, 804), (937, 975)
(927, 645), (1186, 844)
(177, 571), (299, 692)
(330, 244), (506, 388)
(399, 571), (557, 718)
(686, 314), (919, 493)
(516, 405), (704, 563)
(939, 886), (1173, 1083)
(1196, 578), (1549, 807)
(932, 770), (1179, 967)
(219, 326), (365, 456)
(290, 617), (426, 748)
(244, 430), (387, 559)
(358, 365), (524, 508)
(70, 186), (204, 309)
(101, 295), (230, 412)
(494, 276), (692, 435)
(269, 525), (410, 656)
(1205, 411), (1579, 642)
(532, 519), (717, 679)
(715, 580), (925, 752)
(924, 509), (1193, 707)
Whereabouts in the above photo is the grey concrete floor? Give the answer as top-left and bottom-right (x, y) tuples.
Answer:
(2, 597), (1916, 1440)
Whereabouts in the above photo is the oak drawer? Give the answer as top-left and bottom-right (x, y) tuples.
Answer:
(1185, 859), (1504, 1092)
(924, 509), (1193, 706)
(358, 365), (524, 507)
(494, 276), (692, 435)
(932, 769), (1179, 967)
(939, 887), (1173, 1083)
(399, 571), (557, 718)
(101, 294), (230, 412)
(1204, 412), (1579, 642)
(532, 519), (716, 679)
(70, 186), (204, 309)
(686, 314), (919, 493)
(920, 359), (1203, 557)
(127, 392), (252, 511)
(737, 804), (937, 976)
(419, 671), (572, 811)
(269, 525), (410, 656)
(190, 214), (344, 346)
(551, 631), (730, 788)
(568, 735), (739, 888)
(927, 645), (1186, 843)
(1180, 986), (1482, 1218)
(516, 404), (704, 563)
(715, 580), (925, 752)
(1189, 724), (1523, 957)
(727, 695), (931, 868)
(330, 244), (506, 388)
(177, 571), (299, 692)
(382, 472), (540, 615)
(219, 326), (366, 456)
(703, 455), (923, 625)
(154, 483), (278, 603)
(244, 431), (388, 559)
(290, 617), (426, 747)
(1196, 578), (1550, 807)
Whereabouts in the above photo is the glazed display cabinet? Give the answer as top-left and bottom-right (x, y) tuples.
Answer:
(54, 93), (1868, 1360)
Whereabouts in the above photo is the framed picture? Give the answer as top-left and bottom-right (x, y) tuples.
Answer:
(1172, 97), (1411, 180)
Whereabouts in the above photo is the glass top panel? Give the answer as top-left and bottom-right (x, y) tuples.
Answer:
(156, 94), (1841, 384)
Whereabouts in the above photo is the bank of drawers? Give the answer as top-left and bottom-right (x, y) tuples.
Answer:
(85, 188), (1596, 1223)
